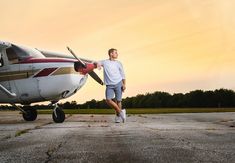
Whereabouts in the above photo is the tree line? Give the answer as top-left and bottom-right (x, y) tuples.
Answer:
(0, 88), (235, 110)
(77, 88), (235, 109)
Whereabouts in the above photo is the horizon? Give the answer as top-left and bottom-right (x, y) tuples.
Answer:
(0, 87), (233, 106)
(1, 0), (235, 104)
(0, 88), (235, 106)
(59, 87), (235, 105)
(58, 87), (235, 105)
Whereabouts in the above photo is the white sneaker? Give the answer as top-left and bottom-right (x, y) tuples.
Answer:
(119, 109), (126, 123)
(115, 115), (121, 123)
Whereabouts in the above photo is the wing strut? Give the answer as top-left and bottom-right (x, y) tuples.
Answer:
(0, 84), (16, 98)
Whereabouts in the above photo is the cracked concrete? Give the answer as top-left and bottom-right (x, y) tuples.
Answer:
(0, 111), (235, 163)
(45, 141), (64, 163)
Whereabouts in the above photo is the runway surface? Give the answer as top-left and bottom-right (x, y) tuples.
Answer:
(0, 111), (235, 163)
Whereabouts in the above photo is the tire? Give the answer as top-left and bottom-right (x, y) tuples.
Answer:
(22, 107), (37, 121)
(52, 108), (65, 123)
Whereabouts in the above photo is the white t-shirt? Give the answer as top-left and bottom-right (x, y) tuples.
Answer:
(99, 59), (125, 85)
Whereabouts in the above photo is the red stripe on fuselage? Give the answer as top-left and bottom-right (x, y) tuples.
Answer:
(18, 58), (76, 64)
(33, 68), (58, 77)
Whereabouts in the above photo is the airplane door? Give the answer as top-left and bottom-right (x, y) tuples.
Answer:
(0, 51), (12, 102)
(0, 50), (19, 103)
(16, 63), (42, 104)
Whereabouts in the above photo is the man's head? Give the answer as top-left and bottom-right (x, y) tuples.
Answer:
(108, 48), (118, 60)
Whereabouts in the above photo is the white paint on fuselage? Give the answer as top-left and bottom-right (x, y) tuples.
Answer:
(0, 62), (88, 104)
(0, 42), (90, 105)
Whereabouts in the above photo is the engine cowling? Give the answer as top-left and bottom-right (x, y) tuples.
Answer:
(74, 62), (96, 75)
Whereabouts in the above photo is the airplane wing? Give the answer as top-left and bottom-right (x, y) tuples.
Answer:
(0, 41), (11, 50)
(39, 50), (94, 63)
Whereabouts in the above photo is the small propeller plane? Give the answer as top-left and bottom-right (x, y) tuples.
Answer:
(0, 41), (103, 123)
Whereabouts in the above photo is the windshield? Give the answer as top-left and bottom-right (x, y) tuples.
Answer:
(6, 44), (45, 64)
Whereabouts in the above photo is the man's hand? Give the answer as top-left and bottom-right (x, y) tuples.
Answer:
(94, 62), (102, 70)
(122, 79), (126, 92)
(122, 84), (126, 92)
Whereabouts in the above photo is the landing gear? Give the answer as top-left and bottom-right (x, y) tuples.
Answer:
(11, 101), (66, 123)
(52, 104), (65, 123)
(22, 106), (37, 121)
(11, 103), (38, 121)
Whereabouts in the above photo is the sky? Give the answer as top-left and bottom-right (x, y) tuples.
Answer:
(1, 0), (235, 103)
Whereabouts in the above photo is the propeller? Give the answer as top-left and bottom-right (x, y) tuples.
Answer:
(67, 47), (104, 85)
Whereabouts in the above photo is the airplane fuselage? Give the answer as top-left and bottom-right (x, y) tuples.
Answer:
(0, 58), (88, 104)
(0, 41), (101, 123)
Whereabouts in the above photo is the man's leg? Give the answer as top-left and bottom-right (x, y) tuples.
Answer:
(106, 99), (121, 114)
(115, 82), (126, 122)
(113, 99), (121, 115)
(115, 82), (123, 110)
(117, 101), (122, 110)
(117, 100), (126, 123)
(105, 86), (122, 114)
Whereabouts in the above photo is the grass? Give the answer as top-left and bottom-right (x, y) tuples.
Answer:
(37, 108), (235, 114)
(15, 129), (30, 137)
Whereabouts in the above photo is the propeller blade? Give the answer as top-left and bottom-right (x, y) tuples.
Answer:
(67, 46), (104, 85)
(88, 71), (104, 85)
(67, 46), (86, 67)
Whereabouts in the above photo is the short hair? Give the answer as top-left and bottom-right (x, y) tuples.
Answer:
(108, 48), (117, 55)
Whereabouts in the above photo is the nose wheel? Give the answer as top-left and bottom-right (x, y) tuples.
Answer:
(52, 106), (65, 123)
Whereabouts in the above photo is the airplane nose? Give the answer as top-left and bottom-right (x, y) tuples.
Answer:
(74, 62), (103, 85)
(74, 61), (86, 72)
(68, 47), (103, 85)
(74, 62), (95, 75)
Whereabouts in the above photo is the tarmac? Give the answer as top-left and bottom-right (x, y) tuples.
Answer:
(0, 111), (235, 163)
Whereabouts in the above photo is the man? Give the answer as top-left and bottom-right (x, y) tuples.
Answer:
(97, 48), (126, 123)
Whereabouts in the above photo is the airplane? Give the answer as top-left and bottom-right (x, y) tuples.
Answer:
(0, 41), (103, 123)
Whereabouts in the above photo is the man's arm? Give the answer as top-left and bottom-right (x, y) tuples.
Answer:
(122, 79), (126, 92)
(119, 62), (126, 92)
(94, 61), (103, 70)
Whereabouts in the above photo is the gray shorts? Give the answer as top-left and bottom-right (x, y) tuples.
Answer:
(105, 81), (123, 102)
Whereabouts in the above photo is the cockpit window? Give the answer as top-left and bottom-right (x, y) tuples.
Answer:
(6, 44), (45, 64)
(6, 45), (28, 64)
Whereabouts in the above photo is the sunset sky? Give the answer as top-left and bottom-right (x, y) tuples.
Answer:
(1, 0), (235, 103)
